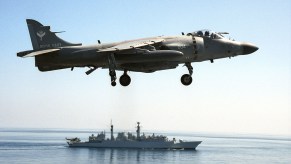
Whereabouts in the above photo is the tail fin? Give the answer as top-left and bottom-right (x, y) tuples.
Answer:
(26, 19), (81, 50)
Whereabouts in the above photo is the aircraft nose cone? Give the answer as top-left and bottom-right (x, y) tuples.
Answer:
(242, 43), (259, 55)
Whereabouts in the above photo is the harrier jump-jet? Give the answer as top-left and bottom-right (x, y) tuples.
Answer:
(17, 19), (258, 86)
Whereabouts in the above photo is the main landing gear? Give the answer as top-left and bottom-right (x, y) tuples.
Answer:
(181, 62), (193, 86)
(109, 70), (131, 87)
(110, 70), (131, 87)
(108, 54), (131, 87)
(107, 54), (193, 86)
(119, 70), (131, 86)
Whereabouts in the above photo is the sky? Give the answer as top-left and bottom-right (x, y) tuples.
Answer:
(0, 0), (290, 136)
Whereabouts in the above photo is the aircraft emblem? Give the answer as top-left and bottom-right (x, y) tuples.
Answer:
(37, 30), (46, 41)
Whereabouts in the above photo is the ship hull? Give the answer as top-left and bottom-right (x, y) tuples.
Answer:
(68, 140), (201, 150)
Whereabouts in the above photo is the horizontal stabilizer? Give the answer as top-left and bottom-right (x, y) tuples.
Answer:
(17, 49), (60, 58)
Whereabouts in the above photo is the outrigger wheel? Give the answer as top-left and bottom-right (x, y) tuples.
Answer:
(109, 70), (117, 86)
(111, 81), (117, 86)
(108, 54), (117, 87)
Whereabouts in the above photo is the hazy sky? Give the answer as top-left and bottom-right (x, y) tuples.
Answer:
(0, 0), (290, 135)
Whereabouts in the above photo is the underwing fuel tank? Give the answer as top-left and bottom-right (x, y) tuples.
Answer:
(145, 50), (183, 57)
(116, 50), (184, 63)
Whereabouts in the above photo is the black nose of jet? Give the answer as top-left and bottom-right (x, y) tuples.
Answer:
(242, 43), (259, 55)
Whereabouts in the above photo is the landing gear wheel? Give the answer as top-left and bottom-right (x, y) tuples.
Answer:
(119, 74), (131, 86)
(111, 81), (117, 86)
(181, 74), (192, 86)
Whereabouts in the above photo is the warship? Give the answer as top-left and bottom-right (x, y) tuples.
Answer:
(66, 122), (202, 150)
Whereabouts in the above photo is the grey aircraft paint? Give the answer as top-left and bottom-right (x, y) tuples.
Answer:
(17, 19), (258, 86)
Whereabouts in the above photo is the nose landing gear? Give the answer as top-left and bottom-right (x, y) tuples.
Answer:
(181, 62), (193, 86)
(181, 74), (192, 85)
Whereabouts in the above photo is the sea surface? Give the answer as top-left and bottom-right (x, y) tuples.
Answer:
(0, 128), (290, 164)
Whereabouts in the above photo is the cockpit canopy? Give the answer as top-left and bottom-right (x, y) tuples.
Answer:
(187, 30), (227, 39)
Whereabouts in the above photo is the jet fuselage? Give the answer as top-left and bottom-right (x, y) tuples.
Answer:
(36, 35), (257, 72)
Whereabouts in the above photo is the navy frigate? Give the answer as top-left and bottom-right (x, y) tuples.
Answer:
(66, 122), (202, 150)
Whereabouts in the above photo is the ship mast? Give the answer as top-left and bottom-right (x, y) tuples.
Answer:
(110, 120), (114, 140)
(136, 122), (141, 140)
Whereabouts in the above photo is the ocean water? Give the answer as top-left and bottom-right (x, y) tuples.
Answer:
(0, 129), (290, 164)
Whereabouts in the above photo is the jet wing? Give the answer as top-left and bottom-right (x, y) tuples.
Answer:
(97, 38), (183, 72)
(98, 38), (164, 52)
(17, 49), (60, 58)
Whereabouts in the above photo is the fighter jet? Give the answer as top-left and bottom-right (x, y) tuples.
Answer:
(17, 19), (258, 86)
